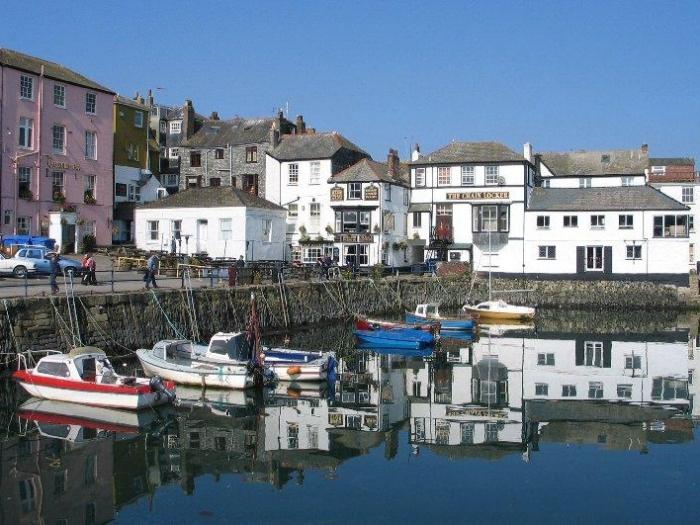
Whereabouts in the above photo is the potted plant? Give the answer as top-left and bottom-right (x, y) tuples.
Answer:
(412, 232), (421, 240)
(53, 192), (66, 204)
(325, 225), (334, 235)
(19, 188), (33, 200)
(298, 224), (310, 242)
(373, 224), (381, 234)
(84, 191), (96, 205)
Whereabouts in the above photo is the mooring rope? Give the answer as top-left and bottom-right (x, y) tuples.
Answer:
(2, 299), (19, 354)
(77, 296), (136, 354)
(48, 297), (76, 351)
(150, 290), (187, 339)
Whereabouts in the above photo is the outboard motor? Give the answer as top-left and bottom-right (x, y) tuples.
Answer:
(149, 376), (175, 402)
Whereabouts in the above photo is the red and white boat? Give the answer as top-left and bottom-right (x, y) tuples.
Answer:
(355, 315), (440, 333)
(13, 347), (176, 410)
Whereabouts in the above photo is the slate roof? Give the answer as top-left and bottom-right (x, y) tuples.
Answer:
(115, 95), (148, 110)
(0, 48), (114, 93)
(329, 158), (409, 186)
(528, 186), (689, 212)
(540, 148), (648, 176)
(411, 142), (523, 165)
(137, 187), (285, 211)
(182, 117), (276, 148)
(269, 132), (368, 161)
(649, 157), (695, 167)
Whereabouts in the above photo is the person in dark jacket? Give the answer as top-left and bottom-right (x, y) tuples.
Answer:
(49, 254), (60, 294)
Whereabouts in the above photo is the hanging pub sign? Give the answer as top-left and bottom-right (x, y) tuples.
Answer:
(446, 191), (509, 200)
(330, 186), (344, 201)
(364, 184), (379, 200)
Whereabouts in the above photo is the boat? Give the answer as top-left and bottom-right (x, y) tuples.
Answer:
(355, 315), (440, 333)
(136, 337), (261, 390)
(354, 326), (436, 349)
(405, 303), (477, 331)
(261, 344), (336, 382)
(463, 300), (536, 322)
(355, 342), (434, 357)
(13, 347), (176, 410)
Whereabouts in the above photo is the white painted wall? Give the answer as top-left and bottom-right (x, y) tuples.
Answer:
(653, 182), (700, 267)
(544, 175), (646, 188)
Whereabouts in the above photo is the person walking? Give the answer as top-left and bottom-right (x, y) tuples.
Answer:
(49, 254), (60, 294)
(81, 254), (90, 285)
(86, 254), (97, 285)
(144, 253), (159, 289)
(236, 255), (245, 269)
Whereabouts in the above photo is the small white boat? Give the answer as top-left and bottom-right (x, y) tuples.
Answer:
(136, 337), (258, 390)
(13, 347), (175, 410)
(463, 300), (536, 322)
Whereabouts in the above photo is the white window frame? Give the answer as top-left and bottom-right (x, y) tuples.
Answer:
(415, 168), (425, 187)
(288, 163), (299, 185)
(134, 111), (144, 128)
(309, 161), (320, 185)
(169, 121), (182, 134)
(20, 75), (33, 99)
(16, 216), (31, 235)
(169, 147), (179, 159)
(626, 245), (642, 260)
(563, 215), (578, 228)
(437, 167), (451, 186)
(682, 186), (694, 204)
(84, 174), (96, 199)
(128, 185), (135, 201)
(535, 383), (549, 396)
(618, 214), (633, 229)
(262, 218), (272, 241)
(537, 353), (555, 366)
(18, 117), (33, 148)
(621, 176), (633, 187)
(590, 215), (605, 229)
(85, 131), (97, 160)
(52, 172), (64, 198)
(348, 182), (362, 200)
(585, 246), (604, 271)
(52, 125), (66, 154)
(536, 215), (550, 229)
(53, 84), (66, 108)
(461, 166), (475, 186)
(485, 165), (499, 185)
(219, 218), (232, 240)
(538, 245), (556, 259)
(562, 385), (577, 397)
(384, 183), (391, 201)
(85, 92), (97, 114)
(148, 220), (159, 241)
(579, 177), (592, 188)
(288, 203), (298, 219)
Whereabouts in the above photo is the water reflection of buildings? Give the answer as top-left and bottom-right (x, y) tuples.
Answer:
(408, 330), (694, 461)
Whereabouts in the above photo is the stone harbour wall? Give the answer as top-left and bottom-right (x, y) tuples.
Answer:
(0, 276), (693, 364)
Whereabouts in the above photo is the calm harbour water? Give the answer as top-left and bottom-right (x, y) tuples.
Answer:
(2, 310), (699, 524)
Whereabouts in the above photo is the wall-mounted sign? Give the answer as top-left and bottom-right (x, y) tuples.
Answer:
(47, 157), (81, 172)
(334, 233), (374, 243)
(330, 186), (344, 201)
(446, 191), (509, 200)
(364, 185), (379, 200)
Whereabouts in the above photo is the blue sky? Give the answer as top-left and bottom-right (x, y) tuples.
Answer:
(2, 0), (699, 162)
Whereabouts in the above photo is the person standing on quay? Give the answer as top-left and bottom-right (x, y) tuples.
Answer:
(144, 254), (159, 289)
(49, 254), (60, 294)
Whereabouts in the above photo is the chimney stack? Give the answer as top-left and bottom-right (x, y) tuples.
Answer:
(210, 111), (219, 120)
(387, 148), (400, 177)
(641, 143), (649, 155)
(295, 115), (306, 134)
(183, 99), (195, 139)
(269, 122), (280, 148)
(523, 142), (533, 162)
(147, 89), (154, 106)
(411, 144), (421, 162)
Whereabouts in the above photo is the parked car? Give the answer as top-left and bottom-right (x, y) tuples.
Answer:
(12, 247), (82, 276)
(0, 253), (37, 277)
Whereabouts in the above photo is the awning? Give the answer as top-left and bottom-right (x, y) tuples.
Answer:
(408, 203), (431, 213)
(450, 243), (473, 250)
(407, 239), (426, 247)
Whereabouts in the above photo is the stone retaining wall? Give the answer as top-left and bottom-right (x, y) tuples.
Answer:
(0, 276), (691, 364)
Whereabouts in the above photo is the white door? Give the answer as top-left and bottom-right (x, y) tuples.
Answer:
(196, 219), (208, 253)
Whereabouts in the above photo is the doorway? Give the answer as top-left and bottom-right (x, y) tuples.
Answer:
(196, 219), (208, 253)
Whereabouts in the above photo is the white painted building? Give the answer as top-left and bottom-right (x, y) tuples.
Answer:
(646, 157), (699, 268)
(266, 133), (413, 266)
(134, 186), (286, 260)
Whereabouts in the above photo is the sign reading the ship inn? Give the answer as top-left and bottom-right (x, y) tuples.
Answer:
(330, 186), (344, 201)
(446, 191), (509, 201)
(364, 185), (379, 200)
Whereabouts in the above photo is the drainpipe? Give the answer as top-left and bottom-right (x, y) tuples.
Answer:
(228, 143), (232, 186)
(36, 65), (44, 233)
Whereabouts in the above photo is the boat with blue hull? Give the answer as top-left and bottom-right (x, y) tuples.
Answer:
(405, 303), (477, 331)
(354, 328), (436, 349)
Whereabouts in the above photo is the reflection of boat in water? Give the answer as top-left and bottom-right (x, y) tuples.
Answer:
(354, 326), (436, 349)
(406, 303), (476, 331)
(355, 343), (434, 357)
(463, 300), (536, 323)
(17, 397), (165, 434)
(14, 347), (175, 409)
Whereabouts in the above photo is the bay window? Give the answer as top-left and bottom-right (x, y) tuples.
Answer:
(653, 215), (688, 238)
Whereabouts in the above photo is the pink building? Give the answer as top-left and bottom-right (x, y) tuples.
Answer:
(0, 48), (115, 251)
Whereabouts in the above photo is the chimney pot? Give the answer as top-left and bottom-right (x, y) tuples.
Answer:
(411, 144), (421, 162)
(523, 142), (533, 162)
(641, 143), (649, 154)
(210, 111), (219, 120)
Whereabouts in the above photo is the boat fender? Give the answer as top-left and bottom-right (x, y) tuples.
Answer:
(287, 365), (302, 376)
(150, 376), (175, 402)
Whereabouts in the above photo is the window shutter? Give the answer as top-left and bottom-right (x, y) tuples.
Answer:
(603, 342), (612, 368)
(575, 339), (584, 366)
(576, 246), (585, 274)
(604, 246), (613, 274)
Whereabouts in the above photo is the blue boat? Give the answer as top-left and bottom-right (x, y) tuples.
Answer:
(405, 303), (476, 331)
(355, 343), (434, 357)
(354, 327), (435, 349)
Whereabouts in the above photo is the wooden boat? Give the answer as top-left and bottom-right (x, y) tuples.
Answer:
(355, 316), (440, 333)
(136, 338), (259, 390)
(354, 327), (436, 349)
(463, 300), (536, 322)
(405, 303), (476, 331)
(261, 345), (336, 382)
(13, 347), (175, 410)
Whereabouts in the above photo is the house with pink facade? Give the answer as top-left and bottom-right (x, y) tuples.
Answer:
(0, 49), (115, 252)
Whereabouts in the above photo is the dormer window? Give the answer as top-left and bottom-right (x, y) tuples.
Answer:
(170, 121), (182, 134)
